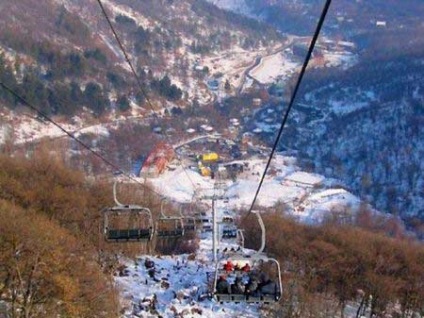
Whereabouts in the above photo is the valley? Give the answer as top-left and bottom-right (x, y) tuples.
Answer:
(1, 1), (424, 316)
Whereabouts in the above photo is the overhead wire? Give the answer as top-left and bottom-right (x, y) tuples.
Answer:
(245, 0), (333, 216)
(0, 0), (332, 218)
(0, 81), (187, 206)
(95, 0), (199, 195)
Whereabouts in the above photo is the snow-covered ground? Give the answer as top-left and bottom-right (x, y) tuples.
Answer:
(0, 108), (152, 145)
(115, 153), (364, 317)
(248, 49), (357, 85)
(322, 51), (358, 69)
(0, 110), (83, 144)
(249, 52), (299, 85)
(201, 45), (277, 91)
(116, 238), (260, 318)
(205, 0), (252, 17)
(147, 154), (361, 222)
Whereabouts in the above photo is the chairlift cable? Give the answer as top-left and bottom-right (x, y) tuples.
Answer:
(0, 82), (184, 206)
(245, 0), (333, 217)
(96, 0), (199, 195)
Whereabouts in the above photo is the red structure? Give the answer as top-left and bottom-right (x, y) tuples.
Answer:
(140, 142), (175, 177)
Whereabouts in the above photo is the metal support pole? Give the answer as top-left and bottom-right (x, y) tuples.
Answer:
(212, 196), (217, 262)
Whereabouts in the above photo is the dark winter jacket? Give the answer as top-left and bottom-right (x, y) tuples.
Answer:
(231, 277), (245, 294)
(260, 280), (277, 295)
(216, 278), (231, 294)
(245, 278), (259, 296)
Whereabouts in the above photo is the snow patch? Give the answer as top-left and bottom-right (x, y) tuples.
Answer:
(249, 52), (299, 84)
(205, 0), (252, 16)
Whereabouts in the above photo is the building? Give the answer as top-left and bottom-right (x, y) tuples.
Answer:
(199, 152), (219, 163)
(140, 142), (175, 178)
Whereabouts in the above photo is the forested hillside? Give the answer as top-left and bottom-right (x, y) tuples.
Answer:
(0, 0), (281, 118)
(276, 48), (424, 221)
(0, 153), (117, 317)
(2, 1), (424, 316)
(239, 0), (424, 35)
(2, 150), (424, 317)
(242, 212), (424, 317)
(0, 152), (196, 316)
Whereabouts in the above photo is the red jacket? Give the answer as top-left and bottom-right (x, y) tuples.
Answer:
(223, 261), (234, 272)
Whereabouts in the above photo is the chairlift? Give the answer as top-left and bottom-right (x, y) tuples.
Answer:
(222, 216), (234, 224)
(156, 198), (184, 238)
(212, 211), (282, 303)
(222, 227), (238, 239)
(220, 222), (237, 240)
(219, 216), (237, 239)
(200, 216), (213, 233)
(194, 211), (213, 233)
(179, 204), (197, 233)
(103, 181), (154, 242)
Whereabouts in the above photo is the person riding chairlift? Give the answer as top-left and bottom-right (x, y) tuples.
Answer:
(241, 263), (251, 272)
(223, 260), (234, 272)
(231, 275), (245, 294)
(245, 274), (260, 297)
(258, 272), (278, 296)
(216, 275), (231, 294)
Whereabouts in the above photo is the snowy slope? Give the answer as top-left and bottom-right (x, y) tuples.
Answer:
(205, 0), (252, 16)
(148, 154), (361, 222)
(116, 177), (259, 317)
(114, 153), (366, 317)
(117, 243), (260, 317)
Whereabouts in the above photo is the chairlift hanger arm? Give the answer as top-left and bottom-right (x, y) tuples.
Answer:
(160, 197), (169, 218)
(113, 180), (124, 206)
(252, 210), (266, 254)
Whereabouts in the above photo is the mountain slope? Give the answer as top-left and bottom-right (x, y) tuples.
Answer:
(0, 0), (282, 117)
(249, 53), (424, 220)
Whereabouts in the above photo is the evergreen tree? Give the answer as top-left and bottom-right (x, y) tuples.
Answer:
(70, 81), (83, 103)
(225, 79), (231, 91)
(116, 95), (130, 112)
(0, 54), (18, 107)
(84, 82), (109, 116)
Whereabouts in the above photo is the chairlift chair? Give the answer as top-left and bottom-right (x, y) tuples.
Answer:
(212, 211), (282, 303)
(219, 216), (237, 239)
(201, 216), (213, 233)
(194, 211), (213, 233)
(222, 227), (238, 239)
(156, 198), (184, 238)
(222, 216), (234, 224)
(220, 222), (238, 239)
(213, 254), (282, 303)
(179, 205), (197, 233)
(103, 181), (154, 242)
